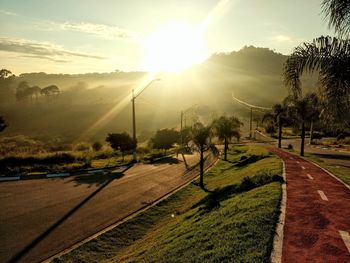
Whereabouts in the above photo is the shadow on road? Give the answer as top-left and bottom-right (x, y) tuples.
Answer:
(70, 170), (126, 187)
(151, 157), (181, 165)
(8, 165), (132, 263)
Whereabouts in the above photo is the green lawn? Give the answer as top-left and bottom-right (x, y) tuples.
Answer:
(304, 153), (350, 186)
(54, 146), (283, 263)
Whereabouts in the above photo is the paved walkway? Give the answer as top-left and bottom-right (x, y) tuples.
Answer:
(271, 148), (350, 263)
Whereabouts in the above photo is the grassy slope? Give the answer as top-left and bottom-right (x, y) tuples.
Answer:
(55, 146), (282, 263)
(304, 153), (350, 186)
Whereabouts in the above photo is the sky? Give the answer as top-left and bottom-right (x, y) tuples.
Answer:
(0, 0), (332, 75)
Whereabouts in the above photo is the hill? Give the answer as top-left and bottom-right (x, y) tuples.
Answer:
(0, 46), (317, 142)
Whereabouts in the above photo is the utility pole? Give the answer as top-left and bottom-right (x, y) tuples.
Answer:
(231, 93), (271, 140)
(180, 105), (197, 146)
(249, 107), (253, 139)
(180, 110), (183, 146)
(130, 78), (161, 162)
(132, 89), (137, 161)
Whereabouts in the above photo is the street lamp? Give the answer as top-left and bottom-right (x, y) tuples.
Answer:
(131, 78), (161, 161)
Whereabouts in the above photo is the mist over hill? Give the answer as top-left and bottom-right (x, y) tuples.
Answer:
(0, 46), (317, 142)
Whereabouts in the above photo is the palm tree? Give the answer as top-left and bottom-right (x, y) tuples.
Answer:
(322, 0), (350, 38)
(262, 104), (288, 148)
(283, 37), (349, 115)
(191, 122), (211, 190)
(287, 93), (320, 156)
(284, 0), (350, 119)
(213, 116), (241, 161)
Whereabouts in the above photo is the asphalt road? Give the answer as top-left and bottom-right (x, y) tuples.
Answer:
(0, 153), (216, 263)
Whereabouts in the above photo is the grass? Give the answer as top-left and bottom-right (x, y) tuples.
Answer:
(54, 145), (283, 263)
(303, 153), (350, 186)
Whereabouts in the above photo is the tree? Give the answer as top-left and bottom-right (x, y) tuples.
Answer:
(191, 122), (211, 190)
(106, 132), (136, 160)
(284, 0), (350, 120)
(212, 116), (241, 161)
(283, 36), (350, 117)
(0, 116), (8, 132)
(41, 85), (60, 98)
(92, 141), (103, 151)
(150, 128), (180, 153)
(262, 104), (289, 148)
(180, 126), (192, 147)
(30, 85), (42, 100)
(0, 69), (15, 103)
(323, 0), (350, 38)
(287, 93), (320, 156)
(16, 81), (30, 101)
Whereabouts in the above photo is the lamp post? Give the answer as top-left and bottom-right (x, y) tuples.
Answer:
(131, 78), (160, 161)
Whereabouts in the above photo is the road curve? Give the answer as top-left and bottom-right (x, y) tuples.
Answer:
(0, 153), (216, 263)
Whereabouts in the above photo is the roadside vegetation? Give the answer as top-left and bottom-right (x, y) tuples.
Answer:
(0, 135), (176, 175)
(303, 153), (350, 186)
(55, 146), (283, 263)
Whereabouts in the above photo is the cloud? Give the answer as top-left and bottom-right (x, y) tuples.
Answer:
(61, 22), (136, 39)
(271, 35), (293, 43)
(0, 9), (17, 16)
(0, 37), (107, 62)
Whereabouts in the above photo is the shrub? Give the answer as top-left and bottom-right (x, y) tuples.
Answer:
(137, 146), (151, 154)
(337, 133), (346, 141)
(75, 142), (91, 151)
(265, 124), (276, 134)
(312, 132), (323, 140)
(92, 141), (103, 151)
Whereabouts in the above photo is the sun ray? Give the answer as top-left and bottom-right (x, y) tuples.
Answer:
(78, 0), (234, 140)
(77, 72), (158, 141)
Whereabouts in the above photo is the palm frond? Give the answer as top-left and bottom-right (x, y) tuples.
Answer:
(322, 0), (350, 38)
(283, 36), (350, 112)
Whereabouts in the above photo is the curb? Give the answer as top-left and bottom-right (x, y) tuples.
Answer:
(281, 148), (350, 191)
(43, 153), (219, 262)
(304, 158), (350, 191)
(0, 156), (175, 183)
(270, 153), (287, 263)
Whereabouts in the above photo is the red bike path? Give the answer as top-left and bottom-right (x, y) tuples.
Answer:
(271, 148), (350, 263)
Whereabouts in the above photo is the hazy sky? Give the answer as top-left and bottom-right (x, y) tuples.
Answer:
(0, 0), (332, 74)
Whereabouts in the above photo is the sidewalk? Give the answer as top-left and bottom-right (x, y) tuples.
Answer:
(271, 148), (350, 262)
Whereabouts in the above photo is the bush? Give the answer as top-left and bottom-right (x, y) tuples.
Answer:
(75, 142), (91, 151)
(92, 141), (103, 151)
(137, 147), (151, 154)
(312, 132), (323, 140)
(265, 124), (276, 134)
(0, 152), (77, 169)
(337, 133), (346, 141)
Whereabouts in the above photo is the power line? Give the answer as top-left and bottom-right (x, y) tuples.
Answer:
(231, 93), (271, 111)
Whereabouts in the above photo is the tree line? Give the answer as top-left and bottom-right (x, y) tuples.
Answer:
(16, 81), (60, 101)
(267, 0), (350, 156)
(0, 69), (60, 102)
(105, 115), (242, 190)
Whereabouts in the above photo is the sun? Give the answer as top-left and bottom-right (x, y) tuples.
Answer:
(143, 22), (208, 72)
